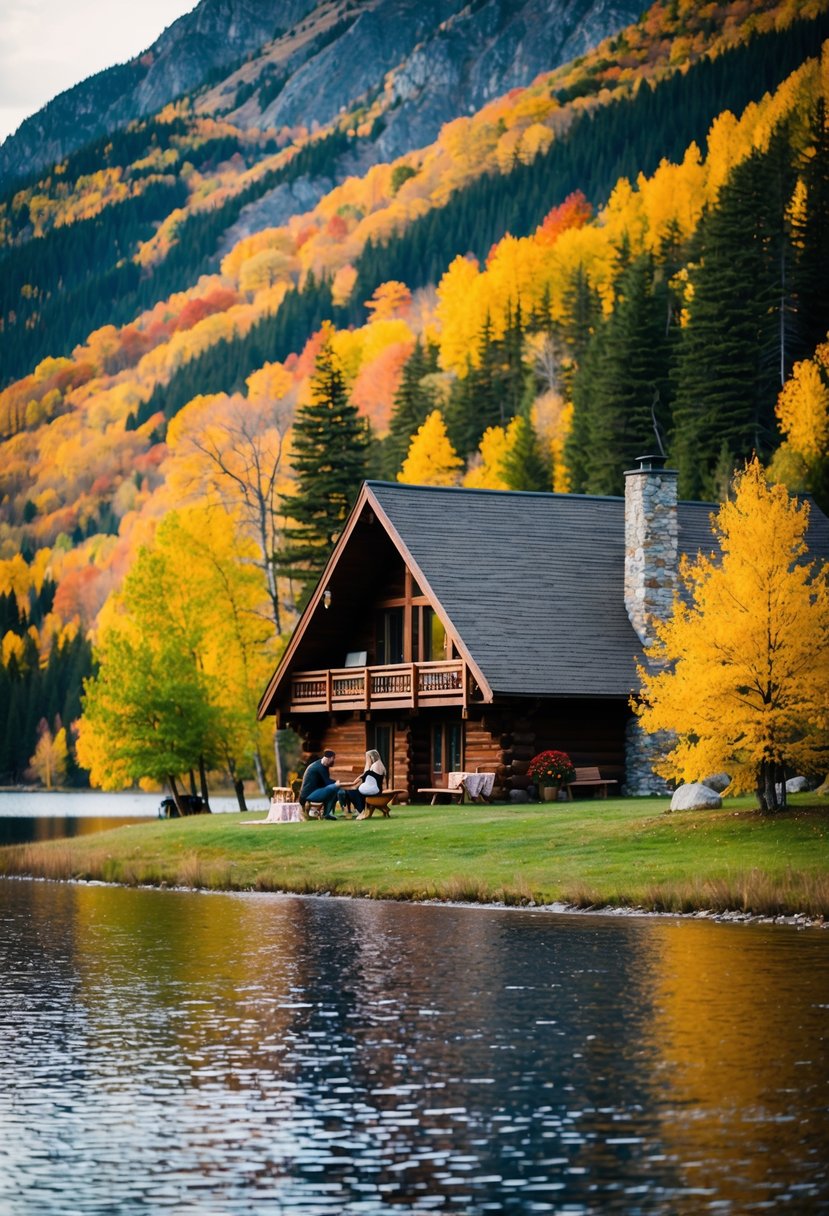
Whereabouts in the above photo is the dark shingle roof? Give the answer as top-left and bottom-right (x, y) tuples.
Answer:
(368, 481), (829, 700)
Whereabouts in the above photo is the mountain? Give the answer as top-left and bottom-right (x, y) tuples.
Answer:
(0, 0), (827, 788)
(0, 0), (642, 187)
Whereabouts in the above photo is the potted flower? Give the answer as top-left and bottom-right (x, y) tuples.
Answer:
(527, 750), (576, 802)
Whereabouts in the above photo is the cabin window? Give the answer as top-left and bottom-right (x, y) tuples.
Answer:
(376, 608), (404, 665)
(425, 608), (446, 661)
(411, 605), (448, 661)
(432, 722), (462, 778)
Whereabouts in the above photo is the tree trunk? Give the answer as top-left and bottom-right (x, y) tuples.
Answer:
(254, 747), (269, 795)
(189, 769), (198, 798)
(228, 757), (247, 812)
(168, 774), (186, 817)
(198, 755), (212, 813)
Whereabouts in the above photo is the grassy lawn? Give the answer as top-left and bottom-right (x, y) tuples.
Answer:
(3, 794), (829, 917)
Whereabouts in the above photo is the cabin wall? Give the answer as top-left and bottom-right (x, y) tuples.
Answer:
(291, 698), (628, 802)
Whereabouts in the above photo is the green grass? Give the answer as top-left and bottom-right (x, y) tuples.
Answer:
(2, 795), (829, 917)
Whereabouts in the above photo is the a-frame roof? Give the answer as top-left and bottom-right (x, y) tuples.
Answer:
(259, 480), (829, 716)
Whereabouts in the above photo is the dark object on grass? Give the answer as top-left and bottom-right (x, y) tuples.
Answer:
(158, 794), (210, 818)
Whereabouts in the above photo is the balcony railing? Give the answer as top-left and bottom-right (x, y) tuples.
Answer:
(289, 660), (468, 712)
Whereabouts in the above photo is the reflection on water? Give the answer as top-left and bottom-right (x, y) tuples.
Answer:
(0, 880), (827, 1215)
(0, 791), (266, 846)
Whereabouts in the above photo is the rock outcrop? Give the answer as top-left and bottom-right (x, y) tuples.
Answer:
(0, 0), (641, 187)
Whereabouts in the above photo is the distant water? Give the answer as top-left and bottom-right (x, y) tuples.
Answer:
(0, 881), (827, 1215)
(0, 791), (267, 847)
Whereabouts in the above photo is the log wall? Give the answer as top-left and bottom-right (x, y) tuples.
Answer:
(293, 697), (629, 802)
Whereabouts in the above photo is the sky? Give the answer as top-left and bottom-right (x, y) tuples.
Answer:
(0, 0), (198, 145)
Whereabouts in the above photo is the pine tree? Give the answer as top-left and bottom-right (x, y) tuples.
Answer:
(380, 338), (440, 479)
(281, 327), (369, 602)
(500, 415), (550, 492)
(793, 100), (829, 359)
(671, 128), (797, 498)
(568, 255), (672, 495)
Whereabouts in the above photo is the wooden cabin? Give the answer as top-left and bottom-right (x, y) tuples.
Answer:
(258, 467), (829, 800)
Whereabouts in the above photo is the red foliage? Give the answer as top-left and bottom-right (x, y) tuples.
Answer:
(90, 475), (113, 496)
(326, 214), (348, 241)
(535, 190), (593, 247)
(172, 288), (239, 333)
(53, 566), (106, 628)
(295, 225), (318, 250)
(133, 444), (167, 475)
(294, 328), (328, 382)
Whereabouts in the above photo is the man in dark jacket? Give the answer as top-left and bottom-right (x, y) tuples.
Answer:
(299, 751), (339, 818)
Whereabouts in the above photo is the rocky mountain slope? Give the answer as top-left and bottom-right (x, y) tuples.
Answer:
(0, 0), (641, 186)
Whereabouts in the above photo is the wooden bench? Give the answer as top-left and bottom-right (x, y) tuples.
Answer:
(354, 789), (403, 819)
(416, 775), (464, 805)
(566, 766), (618, 799)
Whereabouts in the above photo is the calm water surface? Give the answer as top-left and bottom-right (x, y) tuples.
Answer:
(0, 790), (263, 846)
(0, 878), (827, 1214)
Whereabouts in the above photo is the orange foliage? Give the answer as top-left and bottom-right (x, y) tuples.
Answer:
(351, 340), (413, 432)
(536, 191), (593, 246)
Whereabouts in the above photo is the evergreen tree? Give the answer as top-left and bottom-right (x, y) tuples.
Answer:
(670, 128), (797, 498)
(380, 338), (440, 479)
(568, 255), (672, 495)
(281, 328), (369, 602)
(500, 415), (550, 492)
(793, 100), (829, 359)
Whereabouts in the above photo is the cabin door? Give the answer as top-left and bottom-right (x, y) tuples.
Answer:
(431, 721), (463, 784)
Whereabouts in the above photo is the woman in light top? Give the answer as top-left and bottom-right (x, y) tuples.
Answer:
(340, 749), (386, 816)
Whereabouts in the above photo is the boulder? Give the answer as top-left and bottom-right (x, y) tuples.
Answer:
(702, 772), (731, 793)
(670, 783), (722, 811)
(509, 789), (530, 804)
(785, 776), (810, 794)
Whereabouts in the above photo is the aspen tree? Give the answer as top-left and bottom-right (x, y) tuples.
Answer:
(635, 459), (829, 812)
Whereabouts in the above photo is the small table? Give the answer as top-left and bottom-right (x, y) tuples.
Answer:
(448, 771), (495, 803)
(241, 799), (304, 825)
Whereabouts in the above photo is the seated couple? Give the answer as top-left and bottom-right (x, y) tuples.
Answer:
(298, 749), (386, 819)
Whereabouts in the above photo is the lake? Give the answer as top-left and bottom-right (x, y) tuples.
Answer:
(1, 872), (828, 1214)
(0, 790), (267, 847)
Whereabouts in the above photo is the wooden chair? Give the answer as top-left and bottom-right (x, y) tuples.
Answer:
(416, 774), (464, 805)
(354, 789), (403, 819)
(566, 766), (618, 799)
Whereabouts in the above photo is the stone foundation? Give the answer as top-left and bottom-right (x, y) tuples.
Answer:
(623, 717), (673, 796)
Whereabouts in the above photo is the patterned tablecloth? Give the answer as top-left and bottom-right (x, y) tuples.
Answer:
(448, 772), (495, 799)
(242, 800), (304, 825)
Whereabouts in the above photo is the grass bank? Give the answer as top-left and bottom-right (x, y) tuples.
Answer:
(2, 796), (828, 918)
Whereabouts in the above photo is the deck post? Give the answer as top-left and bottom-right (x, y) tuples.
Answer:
(410, 663), (418, 709)
(326, 669), (332, 713)
(364, 667), (370, 710)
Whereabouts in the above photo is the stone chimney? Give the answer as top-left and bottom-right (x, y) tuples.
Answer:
(623, 454), (678, 794)
(624, 454), (678, 647)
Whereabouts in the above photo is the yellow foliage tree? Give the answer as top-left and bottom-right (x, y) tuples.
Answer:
(30, 723), (68, 789)
(635, 460), (829, 812)
(398, 410), (463, 487)
(464, 425), (510, 489)
(769, 338), (829, 508)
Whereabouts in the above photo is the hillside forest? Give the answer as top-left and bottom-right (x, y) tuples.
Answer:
(1, 0), (828, 793)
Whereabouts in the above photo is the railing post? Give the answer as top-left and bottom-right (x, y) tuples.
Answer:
(326, 669), (332, 713)
(364, 667), (370, 711)
(411, 663), (418, 709)
(462, 661), (468, 718)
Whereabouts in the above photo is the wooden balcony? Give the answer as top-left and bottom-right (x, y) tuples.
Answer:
(289, 660), (468, 713)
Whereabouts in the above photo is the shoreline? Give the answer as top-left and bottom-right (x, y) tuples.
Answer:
(2, 870), (825, 930)
(2, 797), (828, 922)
